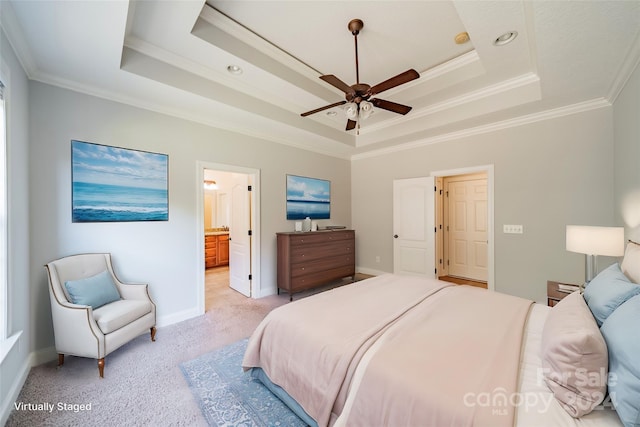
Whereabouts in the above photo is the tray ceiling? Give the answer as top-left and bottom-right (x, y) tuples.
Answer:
(3, 0), (639, 158)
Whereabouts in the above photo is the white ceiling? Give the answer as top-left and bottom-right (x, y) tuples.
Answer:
(3, 0), (639, 159)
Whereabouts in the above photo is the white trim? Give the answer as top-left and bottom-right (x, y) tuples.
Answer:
(0, 347), (29, 427)
(196, 161), (261, 316)
(351, 98), (610, 160)
(0, 2), (37, 79)
(431, 165), (495, 291)
(356, 266), (389, 277)
(29, 345), (56, 367)
(156, 307), (202, 328)
(361, 73), (540, 136)
(0, 58), (9, 341)
(607, 30), (640, 103)
(0, 330), (20, 364)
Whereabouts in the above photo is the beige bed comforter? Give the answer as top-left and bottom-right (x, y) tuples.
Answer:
(335, 284), (533, 427)
(242, 274), (532, 427)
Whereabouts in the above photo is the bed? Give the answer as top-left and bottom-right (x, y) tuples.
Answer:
(242, 242), (640, 427)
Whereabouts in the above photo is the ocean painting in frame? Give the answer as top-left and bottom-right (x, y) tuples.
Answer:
(286, 174), (330, 220)
(71, 140), (168, 222)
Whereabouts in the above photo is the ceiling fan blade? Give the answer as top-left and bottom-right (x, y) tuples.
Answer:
(368, 69), (420, 96)
(371, 98), (413, 115)
(320, 75), (356, 96)
(301, 100), (347, 117)
(346, 119), (357, 131)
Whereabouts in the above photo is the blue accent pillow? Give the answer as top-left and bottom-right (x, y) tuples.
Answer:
(583, 263), (640, 326)
(600, 294), (640, 427)
(64, 270), (121, 309)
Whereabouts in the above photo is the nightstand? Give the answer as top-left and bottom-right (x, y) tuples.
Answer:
(547, 280), (580, 307)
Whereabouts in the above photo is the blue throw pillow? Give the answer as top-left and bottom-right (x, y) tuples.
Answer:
(600, 294), (640, 427)
(64, 270), (121, 309)
(583, 263), (640, 326)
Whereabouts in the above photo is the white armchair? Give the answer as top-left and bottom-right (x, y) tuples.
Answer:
(45, 253), (156, 377)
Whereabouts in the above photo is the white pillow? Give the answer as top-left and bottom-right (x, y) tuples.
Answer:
(541, 291), (608, 417)
(621, 240), (640, 284)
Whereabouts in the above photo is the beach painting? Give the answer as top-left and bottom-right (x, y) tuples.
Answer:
(286, 174), (330, 220)
(71, 140), (168, 222)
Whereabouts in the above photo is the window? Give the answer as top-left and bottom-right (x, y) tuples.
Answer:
(0, 79), (6, 340)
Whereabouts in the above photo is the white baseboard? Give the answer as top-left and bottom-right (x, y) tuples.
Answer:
(0, 354), (30, 426)
(156, 306), (200, 328)
(30, 345), (57, 366)
(357, 266), (389, 276)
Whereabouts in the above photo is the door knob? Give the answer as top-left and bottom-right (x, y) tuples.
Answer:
(393, 234), (399, 238)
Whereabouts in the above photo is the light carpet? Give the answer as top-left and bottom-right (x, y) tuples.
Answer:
(6, 288), (285, 426)
(180, 338), (305, 426)
(8, 273), (362, 426)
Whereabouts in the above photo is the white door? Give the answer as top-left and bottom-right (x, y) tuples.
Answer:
(229, 173), (251, 296)
(446, 178), (488, 281)
(393, 177), (435, 277)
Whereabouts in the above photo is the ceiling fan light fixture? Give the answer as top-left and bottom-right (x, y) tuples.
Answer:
(300, 18), (420, 131)
(344, 102), (358, 120)
(359, 100), (374, 120)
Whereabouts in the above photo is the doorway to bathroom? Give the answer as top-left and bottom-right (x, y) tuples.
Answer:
(197, 161), (260, 314)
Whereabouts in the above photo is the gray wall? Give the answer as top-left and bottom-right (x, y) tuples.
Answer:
(28, 82), (351, 351)
(614, 61), (640, 242)
(0, 25), (31, 423)
(352, 108), (616, 303)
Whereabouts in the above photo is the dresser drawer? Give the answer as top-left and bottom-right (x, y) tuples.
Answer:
(290, 265), (356, 292)
(290, 242), (354, 263)
(289, 230), (354, 246)
(290, 254), (354, 277)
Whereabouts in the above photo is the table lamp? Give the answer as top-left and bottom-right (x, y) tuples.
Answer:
(566, 225), (625, 287)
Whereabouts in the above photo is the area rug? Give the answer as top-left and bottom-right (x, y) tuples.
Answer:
(180, 338), (307, 427)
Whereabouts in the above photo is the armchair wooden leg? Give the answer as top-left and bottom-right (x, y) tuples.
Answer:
(150, 326), (156, 342)
(98, 358), (105, 378)
(58, 354), (64, 367)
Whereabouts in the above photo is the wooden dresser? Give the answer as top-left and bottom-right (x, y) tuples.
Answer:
(276, 229), (355, 300)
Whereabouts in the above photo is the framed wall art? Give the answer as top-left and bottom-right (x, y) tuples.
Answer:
(71, 140), (168, 222)
(286, 174), (330, 220)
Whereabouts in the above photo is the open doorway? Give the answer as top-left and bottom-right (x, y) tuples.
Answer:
(436, 172), (488, 289)
(196, 161), (261, 315)
(433, 166), (494, 291)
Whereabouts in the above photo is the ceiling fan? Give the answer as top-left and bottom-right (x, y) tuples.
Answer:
(301, 18), (420, 131)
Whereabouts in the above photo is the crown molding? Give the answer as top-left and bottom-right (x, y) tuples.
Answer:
(0, 1), (37, 79)
(351, 98), (611, 160)
(607, 29), (640, 103)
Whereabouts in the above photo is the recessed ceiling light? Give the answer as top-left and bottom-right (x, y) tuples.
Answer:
(493, 31), (518, 46)
(227, 65), (243, 75)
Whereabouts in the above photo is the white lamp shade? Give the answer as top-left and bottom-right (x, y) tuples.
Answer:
(344, 103), (358, 120)
(359, 101), (374, 119)
(566, 225), (625, 256)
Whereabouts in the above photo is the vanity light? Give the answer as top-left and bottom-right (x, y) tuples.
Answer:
(204, 180), (218, 190)
(493, 31), (518, 46)
(226, 65), (243, 75)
